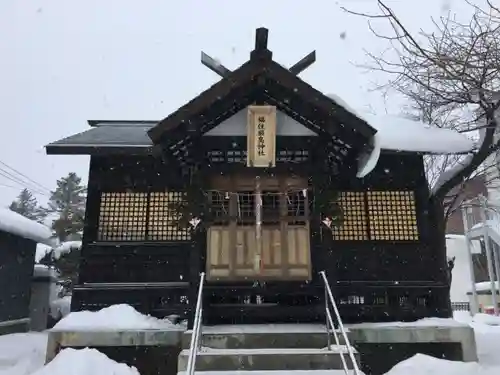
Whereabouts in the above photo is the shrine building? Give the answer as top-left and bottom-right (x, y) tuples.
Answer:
(45, 28), (475, 326)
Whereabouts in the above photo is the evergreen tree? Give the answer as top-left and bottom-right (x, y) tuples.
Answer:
(45, 173), (87, 242)
(9, 188), (46, 222)
(39, 243), (81, 291)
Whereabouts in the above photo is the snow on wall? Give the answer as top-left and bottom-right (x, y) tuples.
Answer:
(446, 235), (482, 302)
(52, 304), (183, 331)
(0, 207), (54, 246)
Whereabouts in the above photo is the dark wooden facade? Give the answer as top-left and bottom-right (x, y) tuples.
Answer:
(0, 230), (36, 334)
(68, 148), (450, 325)
(48, 28), (451, 327)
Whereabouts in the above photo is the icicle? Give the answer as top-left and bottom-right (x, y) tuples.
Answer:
(302, 188), (307, 198)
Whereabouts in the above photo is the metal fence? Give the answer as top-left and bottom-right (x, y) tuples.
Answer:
(451, 302), (471, 312)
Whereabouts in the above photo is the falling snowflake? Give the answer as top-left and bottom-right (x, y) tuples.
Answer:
(339, 31), (347, 40)
(441, 0), (451, 12)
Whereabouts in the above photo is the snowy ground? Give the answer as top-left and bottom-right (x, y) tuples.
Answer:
(1, 311), (500, 375)
(0, 332), (139, 375)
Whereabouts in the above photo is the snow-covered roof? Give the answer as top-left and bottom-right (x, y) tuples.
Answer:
(353, 113), (475, 177)
(364, 113), (475, 154)
(46, 94), (476, 181)
(325, 93), (475, 155)
(0, 207), (55, 246)
(46, 104), (474, 156)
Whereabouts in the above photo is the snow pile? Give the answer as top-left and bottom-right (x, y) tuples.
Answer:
(473, 313), (500, 326)
(52, 304), (182, 331)
(385, 353), (493, 375)
(349, 317), (466, 329)
(0, 332), (48, 375)
(0, 208), (54, 246)
(383, 312), (500, 374)
(50, 296), (72, 320)
(30, 348), (140, 375)
(52, 241), (81, 260)
(35, 244), (52, 262)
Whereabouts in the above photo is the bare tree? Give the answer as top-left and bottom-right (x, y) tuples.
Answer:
(402, 92), (486, 219)
(343, 0), (500, 223)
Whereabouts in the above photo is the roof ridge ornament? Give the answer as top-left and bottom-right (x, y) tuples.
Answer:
(200, 27), (316, 78)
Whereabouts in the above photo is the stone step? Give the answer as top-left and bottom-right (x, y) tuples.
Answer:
(182, 324), (348, 349)
(178, 371), (353, 375)
(178, 346), (359, 372)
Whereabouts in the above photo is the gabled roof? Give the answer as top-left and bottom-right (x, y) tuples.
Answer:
(147, 28), (377, 146)
(46, 122), (156, 155)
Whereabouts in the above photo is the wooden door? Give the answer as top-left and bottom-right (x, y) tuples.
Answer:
(205, 174), (311, 282)
(206, 225), (311, 281)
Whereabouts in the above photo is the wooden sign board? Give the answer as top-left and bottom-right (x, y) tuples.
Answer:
(247, 105), (277, 168)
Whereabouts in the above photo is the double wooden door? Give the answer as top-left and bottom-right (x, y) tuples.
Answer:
(205, 174), (312, 282)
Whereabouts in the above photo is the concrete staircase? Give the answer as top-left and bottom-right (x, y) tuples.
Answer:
(177, 324), (360, 374)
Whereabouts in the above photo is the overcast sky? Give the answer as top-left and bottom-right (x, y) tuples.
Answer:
(0, 0), (473, 207)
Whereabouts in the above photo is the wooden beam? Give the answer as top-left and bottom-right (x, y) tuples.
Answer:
(289, 51), (316, 75)
(254, 27), (269, 51)
(201, 52), (232, 78)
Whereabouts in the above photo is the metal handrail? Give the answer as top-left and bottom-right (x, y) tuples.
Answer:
(186, 272), (205, 375)
(320, 271), (361, 375)
(461, 196), (500, 316)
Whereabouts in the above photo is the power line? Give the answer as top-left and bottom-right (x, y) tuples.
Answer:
(0, 160), (52, 194)
(0, 168), (48, 196)
(0, 183), (48, 196)
(0, 168), (50, 197)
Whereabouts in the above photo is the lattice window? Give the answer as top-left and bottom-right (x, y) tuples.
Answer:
(237, 191), (255, 220)
(339, 295), (365, 305)
(262, 191), (280, 219)
(98, 192), (148, 241)
(208, 148), (310, 164)
(367, 191), (419, 241)
(332, 192), (368, 241)
(97, 191), (191, 242)
(148, 192), (191, 241)
(209, 191), (230, 220)
(276, 150), (309, 163)
(287, 191), (306, 217)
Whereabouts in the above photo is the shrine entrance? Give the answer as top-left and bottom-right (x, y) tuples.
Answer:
(206, 174), (312, 282)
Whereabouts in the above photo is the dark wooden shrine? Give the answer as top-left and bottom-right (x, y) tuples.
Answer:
(46, 28), (452, 326)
